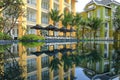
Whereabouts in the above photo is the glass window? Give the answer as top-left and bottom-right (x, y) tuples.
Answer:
(41, 0), (49, 10)
(105, 8), (109, 17)
(27, 58), (36, 73)
(42, 56), (49, 68)
(42, 70), (49, 80)
(41, 12), (49, 24)
(88, 12), (92, 18)
(97, 9), (100, 18)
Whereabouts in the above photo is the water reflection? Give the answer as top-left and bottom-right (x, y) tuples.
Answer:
(0, 44), (25, 80)
(0, 41), (120, 80)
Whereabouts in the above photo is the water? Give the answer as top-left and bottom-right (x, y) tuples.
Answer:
(0, 41), (120, 80)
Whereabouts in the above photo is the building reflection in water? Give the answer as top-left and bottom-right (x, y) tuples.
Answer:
(0, 41), (120, 80)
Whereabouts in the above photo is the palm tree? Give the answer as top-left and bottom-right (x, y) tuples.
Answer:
(80, 18), (88, 39)
(87, 17), (103, 40)
(49, 9), (63, 26)
(61, 54), (72, 72)
(61, 12), (73, 36)
(49, 9), (62, 36)
(113, 6), (120, 40)
(71, 14), (82, 39)
(49, 56), (62, 70)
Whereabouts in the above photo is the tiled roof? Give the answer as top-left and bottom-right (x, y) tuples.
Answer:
(87, 0), (120, 5)
(94, 0), (112, 5)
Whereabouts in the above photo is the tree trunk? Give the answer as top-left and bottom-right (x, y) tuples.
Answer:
(82, 27), (84, 40)
(94, 31), (96, 49)
(94, 31), (96, 40)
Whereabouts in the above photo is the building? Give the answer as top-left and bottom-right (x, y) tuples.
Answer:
(7, 0), (77, 39)
(80, 0), (120, 40)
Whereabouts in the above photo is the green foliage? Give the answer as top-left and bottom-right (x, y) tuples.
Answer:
(86, 50), (103, 63)
(21, 42), (44, 48)
(80, 18), (88, 27)
(0, 32), (12, 40)
(49, 9), (63, 26)
(49, 57), (62, 70)
(87, 17), (103, 30)
(61, 12), (73, 27)
(87, 17), (103, 39)
(61, 54), (73, 71)
(71, 13), (82, 27)
(0, 44), (11, 53)
(0, 0), (25, 34)
(113, 6), (120, 31)
(19, 34), (45, 41)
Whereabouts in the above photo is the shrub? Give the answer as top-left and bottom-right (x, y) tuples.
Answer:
(19, 34), (45, 41)
(0, 32), (12, 40)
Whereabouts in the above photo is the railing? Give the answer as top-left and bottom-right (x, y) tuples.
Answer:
(27, 0), (36, 7)
(27, 17), (36, 22)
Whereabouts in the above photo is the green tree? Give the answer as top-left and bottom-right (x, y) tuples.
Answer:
(49, 9), (62, 26)
(0, 0), (25, 35)
(80, 18), (88, 39)
(87, 17), (103, 40)
(61, 12), (73, 27)
(71, 13), (82, 39)
(61, 12), (73, 36)
(113, 6), (120, 40)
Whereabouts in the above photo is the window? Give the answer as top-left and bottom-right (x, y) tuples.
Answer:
(105, 22), (109, 28)
(105, 8), (109, 17)
(41, 12), (49, 24)
(27, 10), (36, 22)
(42, 56), (49, 68)
(27, 58), (36, 73)
(41, 0), (49, 10)
(42, 70), (49, 80)
(28, 74), (37, 80)
(105, 31), (107, 37)
(88, 12), (92, 18)
(27, 0), (36, 6)
(97, 9), (100, 18)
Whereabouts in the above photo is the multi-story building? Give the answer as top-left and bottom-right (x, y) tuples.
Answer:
(8, 0), (77, 39)
(80, 0), (120, 40)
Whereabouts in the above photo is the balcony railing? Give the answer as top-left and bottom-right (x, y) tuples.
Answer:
(27, 0), (36, 9)
(27, 17), (36, 22)
(64, 2), (70, 7)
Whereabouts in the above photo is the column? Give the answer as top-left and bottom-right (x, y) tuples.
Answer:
(18, 0), (27, 38)
(36, 0), (42, 35)
(100, 7), (105, 39)
(18, 43), (27, 79)
(36, 56), (42, 80)
(49, 56), (54, 80)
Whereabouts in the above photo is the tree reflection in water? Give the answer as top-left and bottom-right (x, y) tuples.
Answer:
(49, 55), (62, 70)
(113, 42), (120, 75)
(0, 44), (25, 80)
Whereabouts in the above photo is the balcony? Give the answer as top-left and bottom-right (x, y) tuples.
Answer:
(64, 2), (70, 7)
(27, 17), (36, 25)
(54, 0), (59, 4)
(27, 0), (36, 10)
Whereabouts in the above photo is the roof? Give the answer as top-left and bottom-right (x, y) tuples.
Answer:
(87, 0), (120, 6)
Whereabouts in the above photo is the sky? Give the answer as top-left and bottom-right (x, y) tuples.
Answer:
(76, 0), (120, 12)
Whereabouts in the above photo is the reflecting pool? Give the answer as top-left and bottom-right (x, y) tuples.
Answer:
(0, 41), (120, 80)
